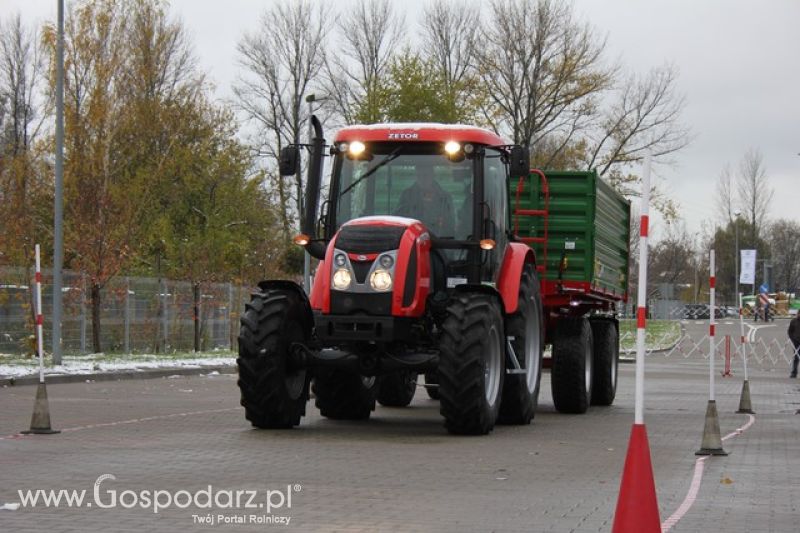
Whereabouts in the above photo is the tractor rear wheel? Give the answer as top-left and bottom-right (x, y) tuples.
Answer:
(377, 371), (418, 407)
(237, 289), (311, 429)
(313, 370), (377, 420)
(438, 293), (505, 435)
(551, 317), (593, 414)
(498, 266), (544, 425)
(424, 372), (440, 400)
(590, 318), (619, 406)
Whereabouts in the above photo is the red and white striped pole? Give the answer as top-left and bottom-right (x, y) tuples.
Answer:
(709, 250), (716, 400)
(737, 292), (749, 381)
(696, 248), (727, 455)
(20, 244), (59, 435)
(612, 152), (661, 532)
(633, 162), (652, 426)
(736, 292), (755, 413)
(35, 244), (45, 384)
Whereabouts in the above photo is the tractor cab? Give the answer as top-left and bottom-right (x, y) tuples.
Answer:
(291, 123), (530, 345)
(240, 117), (543, 435)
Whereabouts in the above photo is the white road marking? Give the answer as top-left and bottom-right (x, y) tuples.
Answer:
(745, 324), (775, 343)
(661, 414), (756, 532)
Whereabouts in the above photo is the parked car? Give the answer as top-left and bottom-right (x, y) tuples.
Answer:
(681, 304), (723, 319)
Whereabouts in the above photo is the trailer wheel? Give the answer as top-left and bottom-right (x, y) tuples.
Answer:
(313, 370), (377, 420)
(377, 371), (418, 407)
(551, 317), (593, 414)
(237, 289), (310, 428)
(499, 266), (544, 425)
(424, 372), (440, 400)
(438, 293), (505, 435)
(590, 318), (619, 406)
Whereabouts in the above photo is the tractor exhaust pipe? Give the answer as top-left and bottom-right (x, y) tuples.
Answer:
(304, 115), (326, 259)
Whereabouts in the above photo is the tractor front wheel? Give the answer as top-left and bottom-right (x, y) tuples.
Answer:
(237, 289), (311, 429)
(438, 293), (505, 435)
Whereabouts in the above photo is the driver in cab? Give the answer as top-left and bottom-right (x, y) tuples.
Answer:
(395, 161), (455, 237)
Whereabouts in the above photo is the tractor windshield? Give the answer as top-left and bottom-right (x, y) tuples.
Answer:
(334, 143), (473, 239)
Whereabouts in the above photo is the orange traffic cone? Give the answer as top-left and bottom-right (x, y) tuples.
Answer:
(612, 424), (661, 533)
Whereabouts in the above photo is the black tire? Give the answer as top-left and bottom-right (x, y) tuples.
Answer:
(313, 370), (377, 420)
(237, 289), (311, 429)
(377, 371), (418, 407)
(424, 372), (440, 400)
(551, 317), (593, 414)
(590, 318), (619, 406)
(438, 292), (505, 435)
(498, 266), (544, 425)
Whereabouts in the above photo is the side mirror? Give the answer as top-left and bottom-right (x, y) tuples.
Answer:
(279, 145), (300, 176)
(508, 145), (530, 179)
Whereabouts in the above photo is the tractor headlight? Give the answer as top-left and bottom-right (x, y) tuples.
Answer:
(369, 269), (393, 291)
(378, 254), (394, 269)
(332, 268), (352, 290)
(334, 253), (347, 267)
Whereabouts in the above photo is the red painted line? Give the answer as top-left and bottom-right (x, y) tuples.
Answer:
(636, 307), (646, 329)
(722, 413), (755, 441)
(0, 407), (239, 441)
(640, 215), (649, 237)
(35, 272), (42, 283)
(661, 414), (755, 532)
(709, 276), (715, 289)
(36, 315), (43, 326)
(661, 457), (707, 531)
(709, 324), (715, 337)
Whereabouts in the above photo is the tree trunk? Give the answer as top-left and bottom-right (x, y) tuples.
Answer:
(91, 282), (102, 353)
(193, 282), (200, 353)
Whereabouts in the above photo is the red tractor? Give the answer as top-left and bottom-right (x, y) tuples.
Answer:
(237, 118), (626, 435)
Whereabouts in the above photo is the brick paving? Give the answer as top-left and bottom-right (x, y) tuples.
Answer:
(0, 349), (798, 532)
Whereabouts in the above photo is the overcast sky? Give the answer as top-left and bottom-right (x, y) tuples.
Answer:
(3, 0), (799, 240)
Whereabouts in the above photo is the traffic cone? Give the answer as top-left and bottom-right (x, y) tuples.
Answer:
(20, 382), (60, 435)
(612, 424), (661, 533)
(695, 400), (726, 455)
(736, 380), (755, 414)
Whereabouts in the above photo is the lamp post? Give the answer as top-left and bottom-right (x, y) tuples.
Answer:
(734, 209), (741, 306)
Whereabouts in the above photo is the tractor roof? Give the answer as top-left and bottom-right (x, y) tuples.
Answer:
(334, 123), (507, 146)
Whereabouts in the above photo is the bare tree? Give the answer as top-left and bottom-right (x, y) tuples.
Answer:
(0, 13), (47, 158)
(736, 148), (772, 243)
(323, 0), (404, 125)
(475, 0), (613, 149)
(649, 221), (697, 285)
(714, 163), (735, 225)
(768, 219), (800, 291)
(234, 0), (331, 236)
(585, 64), (691, 175)
(0, 13), (50, 266)
(420, 0), (479, 90)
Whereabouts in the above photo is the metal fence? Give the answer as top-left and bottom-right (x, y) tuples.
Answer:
(0, 267), (251, 356)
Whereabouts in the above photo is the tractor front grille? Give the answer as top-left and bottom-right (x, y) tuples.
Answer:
(336, 224), (406, 253)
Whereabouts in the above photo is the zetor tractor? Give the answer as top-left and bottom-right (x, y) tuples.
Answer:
(237, 117), (623, 435)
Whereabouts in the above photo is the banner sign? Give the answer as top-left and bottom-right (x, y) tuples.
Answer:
(740, 249), (756, 285)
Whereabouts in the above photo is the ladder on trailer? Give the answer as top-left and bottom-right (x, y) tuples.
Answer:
(512, 169), (550, 278)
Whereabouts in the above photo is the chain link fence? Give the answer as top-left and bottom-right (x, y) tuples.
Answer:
(0, 266), (251, 356)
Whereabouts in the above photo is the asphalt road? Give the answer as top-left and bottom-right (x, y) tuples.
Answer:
(1, 344), (799, 532)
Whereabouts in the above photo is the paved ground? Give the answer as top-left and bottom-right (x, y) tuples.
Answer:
(0, 347), (798, 532)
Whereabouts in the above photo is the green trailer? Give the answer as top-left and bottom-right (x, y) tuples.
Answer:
(510, 169), (631, 410)
(511, 169), (631, 335)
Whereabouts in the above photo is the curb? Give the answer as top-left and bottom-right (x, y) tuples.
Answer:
(1, 365), (236, 387)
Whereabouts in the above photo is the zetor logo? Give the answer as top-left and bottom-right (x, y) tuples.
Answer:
(388, 132), (418, 140)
